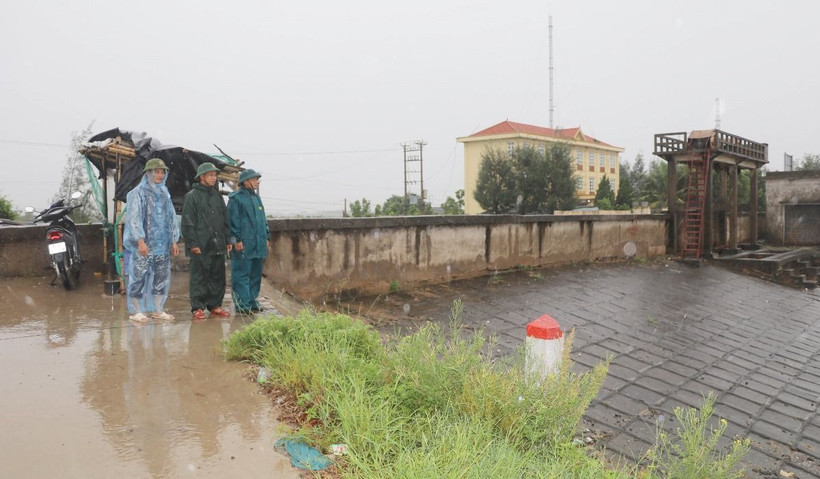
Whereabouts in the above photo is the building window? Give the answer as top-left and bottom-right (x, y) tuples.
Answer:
(507, 142), (515, 155)
(576, 177), (583, 190)
(599, 153), (605, 167)
(609, 153), (615, 168)
(588, 151), (595, 163)
(589, 178), (595, 191)
(538, 144), (545, 156)
(576, 150), (583, 164)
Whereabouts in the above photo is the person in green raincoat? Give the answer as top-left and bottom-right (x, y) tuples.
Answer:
(181, 162), (232, 320)
(227, 169), (269, 313)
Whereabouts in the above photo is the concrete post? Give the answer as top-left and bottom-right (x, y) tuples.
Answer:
(750, 168), (758, 245)
(525, 314), (565, 381)
(729, 164), (738, 249)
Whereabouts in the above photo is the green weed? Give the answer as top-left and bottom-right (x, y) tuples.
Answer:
(640, 392), (750, 479)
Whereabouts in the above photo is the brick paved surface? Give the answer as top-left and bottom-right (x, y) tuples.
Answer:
(370, 261), (820, 478)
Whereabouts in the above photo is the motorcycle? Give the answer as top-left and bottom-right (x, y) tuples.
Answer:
(28, 191), (85, 290)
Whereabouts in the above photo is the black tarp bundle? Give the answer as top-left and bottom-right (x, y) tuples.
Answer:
(85, 128), (230, 213)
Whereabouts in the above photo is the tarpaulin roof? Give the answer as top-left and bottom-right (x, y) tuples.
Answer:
(81, 128), (243, 213)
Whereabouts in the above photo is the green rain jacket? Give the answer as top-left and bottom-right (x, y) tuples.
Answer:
(181, 183), (230, 256)
(227, 187), (269, 259)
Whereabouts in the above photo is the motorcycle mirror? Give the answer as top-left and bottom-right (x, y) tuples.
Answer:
(24, 206), (35, 213)
(70, 191), (83, 200)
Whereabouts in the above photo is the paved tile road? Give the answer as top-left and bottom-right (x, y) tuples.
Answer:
(375, 261), (820, 478)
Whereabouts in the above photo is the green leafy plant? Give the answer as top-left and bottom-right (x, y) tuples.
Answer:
(641, 392), (750, 479)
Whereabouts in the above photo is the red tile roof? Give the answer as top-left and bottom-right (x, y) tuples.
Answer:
(466, 120), (618, 148)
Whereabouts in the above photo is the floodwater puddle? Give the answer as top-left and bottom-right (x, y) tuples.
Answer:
(0, 275), (299, 478)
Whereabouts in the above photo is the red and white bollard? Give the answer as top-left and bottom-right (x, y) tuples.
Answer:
(525, 314), (564, 382)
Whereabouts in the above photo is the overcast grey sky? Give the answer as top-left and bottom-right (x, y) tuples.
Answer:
(1, 1), (817, 216)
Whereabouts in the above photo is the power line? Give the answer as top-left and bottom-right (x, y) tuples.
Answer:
(235, 147), (402, 156)
(0, 138), (403, 157)
(0, 139), (68, 148)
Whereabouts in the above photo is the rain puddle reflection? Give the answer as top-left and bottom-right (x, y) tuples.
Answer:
(0, 275), (298, 478)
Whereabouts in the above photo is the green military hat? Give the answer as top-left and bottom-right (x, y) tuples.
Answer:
(143, 158), (169, 172)
(239, 169), (261, 183)
(194, 162), (220, 180)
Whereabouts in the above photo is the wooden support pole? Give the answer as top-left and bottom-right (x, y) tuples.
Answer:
(704, 159), (714, 256)
(667, 158), (677, 253)
(718, 165), (728, 245)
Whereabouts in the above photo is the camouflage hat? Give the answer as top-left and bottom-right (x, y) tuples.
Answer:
(239, 169), (261, 183)
(194, 162), (220, 180)
(143, 158), (169, 172)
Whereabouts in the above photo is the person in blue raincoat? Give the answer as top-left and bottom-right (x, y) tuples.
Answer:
(227, 169), (269, 313)
(123, 158), (180, 322)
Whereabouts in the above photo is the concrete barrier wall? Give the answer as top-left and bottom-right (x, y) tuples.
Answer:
(267, 214), (667, 300)
(1, 215), (668, 300)
(0, 224), (107, 277)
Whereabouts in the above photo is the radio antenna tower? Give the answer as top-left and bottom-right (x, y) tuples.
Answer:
(549, 15), (554, 129)
(715, 97), (721, 129)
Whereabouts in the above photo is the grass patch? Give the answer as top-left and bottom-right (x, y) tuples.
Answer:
(224, 303), (748, 478)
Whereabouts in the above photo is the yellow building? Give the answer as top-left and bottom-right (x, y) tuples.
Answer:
(457, 120), (624, 215)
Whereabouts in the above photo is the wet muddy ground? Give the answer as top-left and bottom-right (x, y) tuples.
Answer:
(0, 273), (301, 479)
(8, 258), (820, 478)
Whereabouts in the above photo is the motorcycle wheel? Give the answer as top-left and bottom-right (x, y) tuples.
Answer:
(57, 255), (77, 290)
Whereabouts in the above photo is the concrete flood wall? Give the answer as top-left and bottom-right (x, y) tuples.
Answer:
(0, 224), (107, 278)
(1, 215), (669, 300)
(267, 214), (667, 300)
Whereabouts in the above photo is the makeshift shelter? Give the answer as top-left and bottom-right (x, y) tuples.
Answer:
(80, 128), (244, 212)
(78, 128), (245, 289)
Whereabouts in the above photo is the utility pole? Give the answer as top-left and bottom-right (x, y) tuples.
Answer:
(549, 15), (554, 129)
(402, 140), (426, 214)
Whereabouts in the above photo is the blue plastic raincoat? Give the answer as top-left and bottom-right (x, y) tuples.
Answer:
(123, 171), (180, 314)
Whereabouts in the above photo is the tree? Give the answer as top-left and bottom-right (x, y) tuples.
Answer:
(595, 175), (616, 208)
(510, 146), (548, 214)
(736, 168), (767, 212)
(440, 189), (465, 215)
(796, 153), (820, 171)
(541, 144), (577, 213)
(615, 162), (635, 209)
(626, 153), (648, 198)
(349, 198), (373, 217)
(374, 194), (431, 216)
(0, 194), (16, 220)
(596, 198), (613, 210)
(473, 149), (516, 214)
(55, 124), (103, 223)
(474, 145), (576, 215)
(641, 159), (687, 211)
